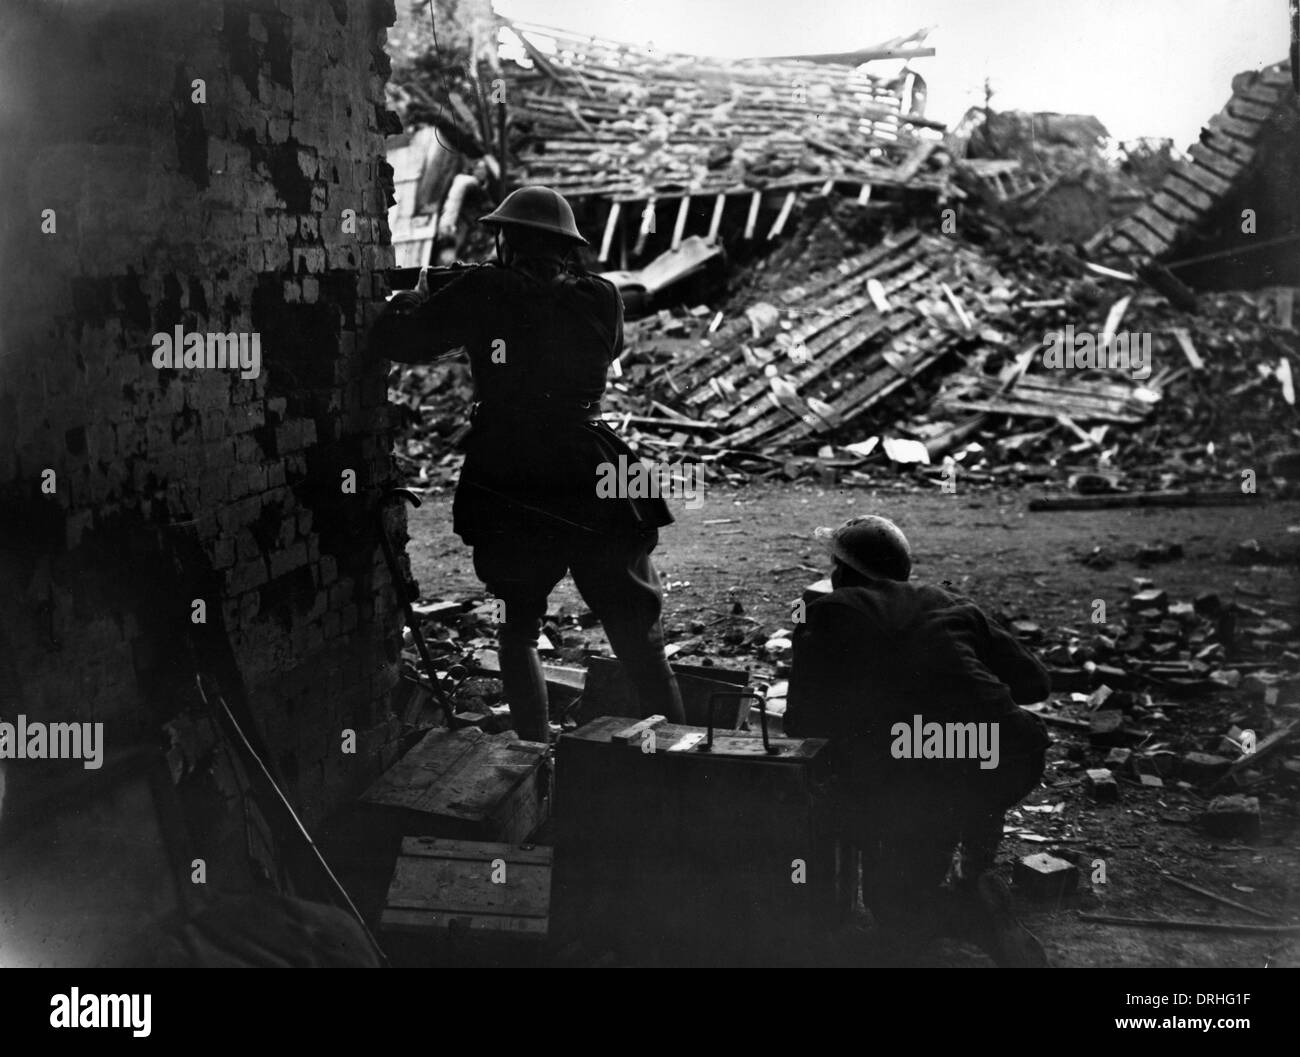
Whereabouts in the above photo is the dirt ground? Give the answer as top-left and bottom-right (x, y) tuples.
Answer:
(404, 481), (1300, 968)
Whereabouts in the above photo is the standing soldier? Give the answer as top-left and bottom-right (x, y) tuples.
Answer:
(371, 186), (685, 742)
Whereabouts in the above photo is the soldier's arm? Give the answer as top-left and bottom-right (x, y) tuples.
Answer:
(786, 602), (862, 738)
(369, 268), (483, 363)
(978, 611), (1051, 704)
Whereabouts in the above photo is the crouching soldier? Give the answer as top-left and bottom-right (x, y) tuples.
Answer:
(370, 186), (685, 743)
(786, 514), (1052, 966)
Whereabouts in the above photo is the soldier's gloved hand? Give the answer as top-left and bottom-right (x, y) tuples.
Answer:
(386, 266), (430, 313)
(386, 290), (424, 313)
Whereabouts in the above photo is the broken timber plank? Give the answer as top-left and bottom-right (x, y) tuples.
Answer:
(1029, 490), (1259, 512)
(1100, 295), (1132, 342)
(685, 259), (928, 423)
(634, 198), (656, 256)
(1161, 874), (1280, 922)
(1212, 721), (1299, 789)
(1170, 328), (1204, 369)
(768, 191), (797, 239)
(598, 201), (621, 262)
(892, 140), (937, 182)
(1078, 913), (1300, 935)
(744, 191), (761, 239)
(707, 194), (725, 242)
(671, 195), (690, 250)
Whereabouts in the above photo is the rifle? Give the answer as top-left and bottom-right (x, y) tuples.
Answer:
(386, 263), (476, 294)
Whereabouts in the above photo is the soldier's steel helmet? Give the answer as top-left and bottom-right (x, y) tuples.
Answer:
(814, 514), (912, 581)
(480, 185), (589, 245)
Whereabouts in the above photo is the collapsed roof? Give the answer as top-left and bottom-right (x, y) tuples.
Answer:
(497, 20), (945, 204)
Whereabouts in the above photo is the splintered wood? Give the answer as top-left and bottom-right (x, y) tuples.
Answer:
(654, 231), (1014, 449)
(498, 20), (946, 203)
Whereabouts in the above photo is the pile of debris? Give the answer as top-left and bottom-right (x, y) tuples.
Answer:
(494, 20), (944, 202)
(951, 109), (1152, 244)
(383, 48), (1298, 497)
(386, 203), (1298, 495)
(385, 16), (954, 271)
(925, 272), (1300, 495)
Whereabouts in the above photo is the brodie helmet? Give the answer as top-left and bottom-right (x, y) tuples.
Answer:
(814, 514), (912, 582)
(480, 185), (589, 245)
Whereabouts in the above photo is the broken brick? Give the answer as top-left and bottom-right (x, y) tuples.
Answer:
(1136, 542), (1183, 563)
(1139, 773), (1165, 789)
(1137, 750), (1179, 777)
(1178, 751), (1233, 783)
(1049, 668), (1092, 692)
(1011, 620), (1043, 642)
(1242, 672), (1282, 703)
(1193, 592), (1223, 617)
(1198, 795), (1261, 840)
(1013, 853), (1079, 900)
(1129, 588), (1169, 612)
(1088, 709), (1127, 747)
(1091, 664), (1131, 689)
(1217, 725), (1249, 756)
(1104, 747), (1132, 771)
(1230, 539), (1267, 565)
(1085, 768), (1119, 802)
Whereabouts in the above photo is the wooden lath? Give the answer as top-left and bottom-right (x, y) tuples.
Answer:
(497, 19), (933, 204)
(647, 232), (1003, 450)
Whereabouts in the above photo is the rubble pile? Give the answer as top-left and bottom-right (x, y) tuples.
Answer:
(387, 204), (1298, 494)
(483, 21), (944, 201)
(926, 249), (1300, 493)
(384, 42), (1296, 497)
(950, 109), (1152, 244)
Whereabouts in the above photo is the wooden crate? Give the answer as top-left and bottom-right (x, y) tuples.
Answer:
(553, 716), (853, 966)
(381, 838), (552, 966)
(360, 727), (551, 845)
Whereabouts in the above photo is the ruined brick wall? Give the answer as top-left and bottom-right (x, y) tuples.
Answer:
(0, 0), (407, 830)
(1177, 96), (1300, 291)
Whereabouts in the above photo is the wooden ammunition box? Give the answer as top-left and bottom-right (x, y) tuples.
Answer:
(360, 727), (551, 844)
(553, 716), (853, 966)
(381, 837), (552, 966)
